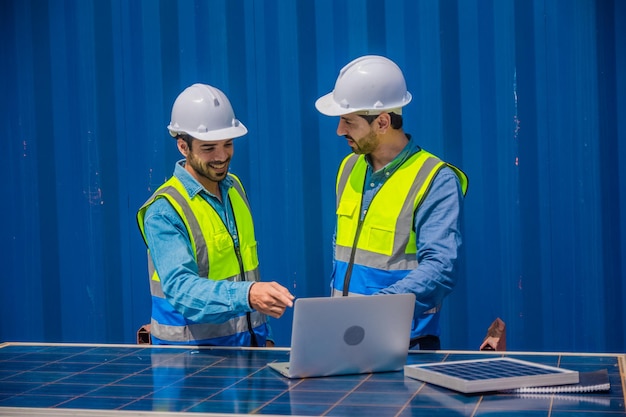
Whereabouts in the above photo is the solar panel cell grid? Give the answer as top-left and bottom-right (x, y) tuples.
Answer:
(437, 360), (563, 380)
(0, 343), (624, 416)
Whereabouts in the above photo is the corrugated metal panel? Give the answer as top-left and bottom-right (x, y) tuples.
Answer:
(1, 0), (624, 352)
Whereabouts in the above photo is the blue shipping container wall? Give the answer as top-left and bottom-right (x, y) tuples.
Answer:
(2, 0), (625, 352)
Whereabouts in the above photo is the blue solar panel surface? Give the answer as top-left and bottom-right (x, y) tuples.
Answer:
(0, 343), (624, 416)
(437, 358), (562, 379)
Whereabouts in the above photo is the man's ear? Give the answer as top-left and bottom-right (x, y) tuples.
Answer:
(376, 113), (391, 133)
(177, 138), (189, 156)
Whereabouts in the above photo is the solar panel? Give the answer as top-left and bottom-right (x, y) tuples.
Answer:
(404, 357), (579, 393)
(1, 343), (622, 416)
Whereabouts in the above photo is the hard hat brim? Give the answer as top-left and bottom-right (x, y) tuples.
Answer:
(168, 123), (248, 142)
(315, 92), (353, 116)
(315, 91), (412, 117)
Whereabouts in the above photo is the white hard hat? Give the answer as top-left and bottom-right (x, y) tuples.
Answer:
(167, 83), (248, 141)
(315, 55), (412, 116)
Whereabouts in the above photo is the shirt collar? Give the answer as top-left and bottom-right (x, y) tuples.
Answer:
(365, 134), (421, 177)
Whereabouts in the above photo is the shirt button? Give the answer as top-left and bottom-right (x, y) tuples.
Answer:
(370, 182), (375, 188)
(385, 171), (390, 177)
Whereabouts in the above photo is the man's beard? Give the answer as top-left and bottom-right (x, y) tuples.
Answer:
(187, 152), (230, 183)
(348, 129), (377, 155)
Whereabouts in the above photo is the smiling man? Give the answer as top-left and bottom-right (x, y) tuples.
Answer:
(316, 56), (468, 350)
(137, 83), (294, 346)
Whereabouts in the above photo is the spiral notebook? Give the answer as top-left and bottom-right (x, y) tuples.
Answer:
(508, 369), (610, 394)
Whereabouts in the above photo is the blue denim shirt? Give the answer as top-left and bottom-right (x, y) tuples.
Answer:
(142, 160), (256, 325)
(336, 135), (464, 316)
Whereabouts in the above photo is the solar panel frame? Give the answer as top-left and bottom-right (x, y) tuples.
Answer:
(404, 357), (580, 393)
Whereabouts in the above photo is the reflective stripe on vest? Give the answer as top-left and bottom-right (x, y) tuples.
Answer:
(150, 310), (267, 343)
(136, 174), (265, 344)
(148, 185), (209, 278)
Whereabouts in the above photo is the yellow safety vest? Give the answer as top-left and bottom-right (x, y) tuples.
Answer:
(137, 173), (266, 345)
(336, 150), (468, 263)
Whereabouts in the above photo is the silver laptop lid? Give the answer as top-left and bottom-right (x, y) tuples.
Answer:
(281, 293), (415, 378)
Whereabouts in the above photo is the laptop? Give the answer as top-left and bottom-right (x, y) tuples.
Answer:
(268, 293), (415, 378)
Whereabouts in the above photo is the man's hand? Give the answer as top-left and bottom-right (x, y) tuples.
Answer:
(249, 282), (294, 318)
(479, 337), (498, 351)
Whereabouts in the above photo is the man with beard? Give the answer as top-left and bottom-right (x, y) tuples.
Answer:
(137, 83), (294, 346)
(315, 56), (468, 350)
